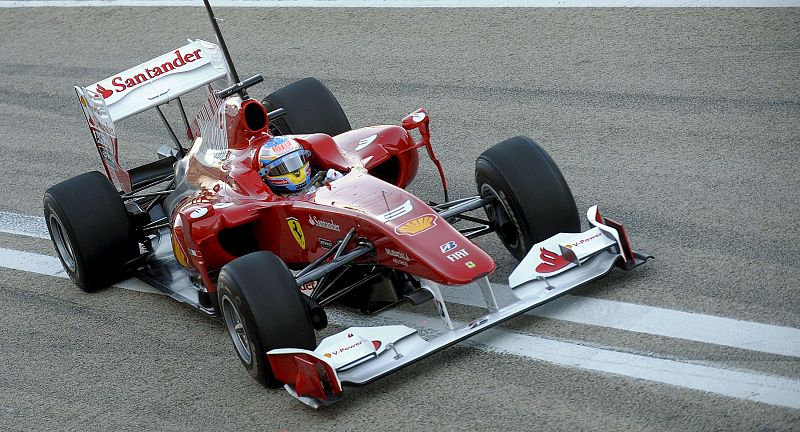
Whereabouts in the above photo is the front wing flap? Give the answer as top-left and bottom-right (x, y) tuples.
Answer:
(267, 206), (652, 408)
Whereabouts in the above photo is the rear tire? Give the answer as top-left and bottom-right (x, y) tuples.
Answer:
(43, 171), (137, 292)
(262, 77), (351, 136)
(217, 251), (316, 387)
(475, 136), (580, 261)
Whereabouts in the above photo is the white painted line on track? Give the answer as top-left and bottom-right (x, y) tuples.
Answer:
(2, 0), (799, 7)
(3, 209), (799, 358)
(2, 243), (799, 408)
(447, 282), (800, 358)
(381, 309), (800, 410)
(0, 211), (49, 239)
(0, 247), (160, 294)
(0, 246), (69, 278)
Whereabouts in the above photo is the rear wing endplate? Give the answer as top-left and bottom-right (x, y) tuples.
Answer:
(74, 39), (229, 192)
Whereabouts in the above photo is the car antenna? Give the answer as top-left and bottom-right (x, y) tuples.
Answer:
(203, 0), (256, 100)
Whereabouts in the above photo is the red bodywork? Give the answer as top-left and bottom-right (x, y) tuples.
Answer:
(170, 93), (495, 296)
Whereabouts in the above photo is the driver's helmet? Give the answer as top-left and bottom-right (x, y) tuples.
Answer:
(258, 136), (312, 193)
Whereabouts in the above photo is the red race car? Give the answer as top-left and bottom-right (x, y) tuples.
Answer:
(44, 1), (651, 408)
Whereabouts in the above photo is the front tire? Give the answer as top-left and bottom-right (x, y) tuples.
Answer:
(217, 251), (316, 387)
(475, 136), (580, 261)
(262, 77), (351, 137)
(43, 171), (137, 292)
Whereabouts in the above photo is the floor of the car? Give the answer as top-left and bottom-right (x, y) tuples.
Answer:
(133, 228), (213, 315)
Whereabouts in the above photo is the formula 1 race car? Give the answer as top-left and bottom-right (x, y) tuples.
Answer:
(43, 1), (651, 408)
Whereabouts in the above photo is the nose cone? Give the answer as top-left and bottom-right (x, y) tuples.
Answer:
(313, 172), (496, 285)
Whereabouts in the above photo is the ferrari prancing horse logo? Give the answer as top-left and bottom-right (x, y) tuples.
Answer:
(287, 217), (305, 249)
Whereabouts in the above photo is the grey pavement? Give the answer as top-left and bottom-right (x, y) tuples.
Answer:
(0, 6), (798, 431)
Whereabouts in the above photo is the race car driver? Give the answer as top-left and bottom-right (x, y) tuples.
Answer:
(258, 136), (342, 194)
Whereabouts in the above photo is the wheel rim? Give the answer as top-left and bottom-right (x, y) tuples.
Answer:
(221, 294), (252, 365)
(480, 183), (521, 249)
(48, 213), (77, 273)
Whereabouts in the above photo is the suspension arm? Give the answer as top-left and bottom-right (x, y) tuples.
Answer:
(437, 196), (494, 219)
(296, 244), (374, 286)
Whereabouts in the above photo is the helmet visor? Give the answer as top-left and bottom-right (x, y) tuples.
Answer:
(264, 149), (310, 177)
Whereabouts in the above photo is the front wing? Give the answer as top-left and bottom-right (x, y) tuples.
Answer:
(267, 206), (652, 408)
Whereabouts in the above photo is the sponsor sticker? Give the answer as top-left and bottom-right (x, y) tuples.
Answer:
(377, 199), (413, 223)
(171, 234), (190, 268)
(535, 247), (571, 274)
(261, 136), (293, 156)
(299, 281), (317, 297)
(93, 46), (206, 104)
(321, 339), (381, 358)
(468, 317), (489, 329)
(384, 248), (410, 262)
(269, 177), (290, 186)
(287, 217), (305, 249)
(189, 207), (208, 219)
(446, 248), (470, 262)
(323, 340), (365, 358)
(319, 238), (334, 250)
(564, 232), (603, 249)
(224, 100), (240, 117)
(440, 241), (457, 253)
(355, 134), (378, 151)
(465, 261), (476, 269)
(308, 215), (341, 232)
(395, 214), (437, 236)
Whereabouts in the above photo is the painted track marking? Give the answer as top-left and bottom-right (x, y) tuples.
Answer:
(3, 209), (799, 358)
(448, 282), (800, 358)
(2, 1), (799, 7)
(2, 245), (799, 409)
(0, 211), (49, 239)
(4, 211), (800, 407)
(384, 309), (800, 410)
(0, 246), (160, 294)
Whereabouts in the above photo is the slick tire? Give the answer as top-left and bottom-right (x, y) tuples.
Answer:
(262, 77), (351, 137)
(217, 251), (316, 388)
(475, 136), (580, 261)
(43, 171), (137, 292)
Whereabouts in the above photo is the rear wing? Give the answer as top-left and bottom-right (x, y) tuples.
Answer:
(75, 39), (229, 192)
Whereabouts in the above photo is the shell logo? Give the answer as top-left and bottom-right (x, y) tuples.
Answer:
(535, 247), (571, 274)
(171, 233), (190, 268)
(395, 214), (438, 236)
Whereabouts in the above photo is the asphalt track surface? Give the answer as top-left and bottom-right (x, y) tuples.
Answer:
(0, 5), (799, 431)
